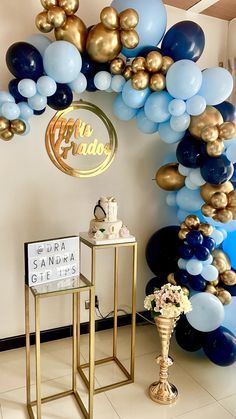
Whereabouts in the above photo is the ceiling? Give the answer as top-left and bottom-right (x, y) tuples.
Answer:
(164, 0), (236, 21)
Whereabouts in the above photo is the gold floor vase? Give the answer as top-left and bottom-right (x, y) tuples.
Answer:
(149, 316), (179, 405)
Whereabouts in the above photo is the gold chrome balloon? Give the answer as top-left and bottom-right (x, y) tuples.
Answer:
(189, 106), (223, 139)
(0, 116), (10, 132)
(219, 122), (236, 139)
(228, 190), (236, 207)
(167, 273), (177, 286)
(201, 204), (216, 218)
(155, 163), (185, 191)
(146, 51), (163, 73)
(198, 223), (213, 236)
(36, 11), (54, 33)
(178, 228), (189, 240)
(47, 6), (67, 28)
(201, 125), (219, 143)
(210, 192), (228, 209)
(205, 284), (217, 294)
(120, 30), (139, 49)
(182, 286), (190, 297)
(216, 289), (232, 305)
(200, 182), (234, 202)
(55, 15), (87, 53)
(123, 65), (133, 80)
(214, 208), (233, 223)
(10, 119), (26, 135)
(0, 129), (14, 141)
(41, 0), (58, 9)
(210, 279), (219, 287)
(58, 0), (79, 15)
(100, 7), (119, 30)
(86, 23), (121, 62)
(221, 270), (236, 286)
(119, 8), (139, 30)
(184, 215), (200, 229)
(132, 70), (149, 90)
(131, 57), (146, 73)
(212, 257), (227, 274)
(212, 249), (231, 270)
(161, 56), (174, 75)
(206, 139), (224, 157)
(150, 73), (166, 92)
(110, 57), (125, 75)
(228, 206), (236, 219)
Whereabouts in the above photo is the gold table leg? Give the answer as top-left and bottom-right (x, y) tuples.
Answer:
(35, 296), (41, 418)
(113, 247), (119, 358)
(131, 243), (137, 380)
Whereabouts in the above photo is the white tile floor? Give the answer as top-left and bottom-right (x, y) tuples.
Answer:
(0, 324), (235, 418)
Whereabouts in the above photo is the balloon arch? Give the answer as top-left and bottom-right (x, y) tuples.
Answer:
(1, 0), (236, 366)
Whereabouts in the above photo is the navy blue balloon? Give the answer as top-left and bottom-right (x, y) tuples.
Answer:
(179, 244), (194, 260)
(139, 46), (162, 56)
(175, 315), (206, 352)
(222, 283), (236, 296)
(145, 276), (169, 295)
(8, 79), (26, 103)
(86, 75), (97, 92)
(215, 101), (236, 122)
(161, 21), (205, 62)
(203, 326), (236, 366)
(176, 133), (202, 168)
(200, 155), (234, 185)
(175, 269), (190, 286)
(6, 42), (44, 81)
(95, 62), (110, 73)
(81, 53), (96, 76)
(187, 230), (203, 246)
(190, 274), (207, 291)
(203, 236), (216, 252)
(47, 84), (73, 110)
(34, 108), (46, 115)
(230, 164), (236, 188)
(194, 245), (210, 261)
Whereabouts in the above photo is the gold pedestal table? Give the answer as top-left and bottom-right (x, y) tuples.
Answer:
(78, 233), (137, 394)
(25, 276), (95, 419)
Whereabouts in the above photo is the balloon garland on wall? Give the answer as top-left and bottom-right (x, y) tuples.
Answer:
(1, 0), (236, 365)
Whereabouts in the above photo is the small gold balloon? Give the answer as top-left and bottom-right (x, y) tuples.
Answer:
(181, 286), (190, 297)
(58, 0), (79, 15)
(216, 289), (232, 305)
(198, 223), (214, 236)
(178, 228), (189, 240)
(213, 257), (227, 274)
(210, 192), (228, 209)
(131, 57), (146, 73)
(212, 249), (231, 270)
(206, 139), (224, 157)
(36, 11), (54, 33)
(219, 122), (236, 140)
(0, 129), (14, 141)
(180, 222), (187, 230)
(146, 51), (163, 73)
(41, 0), (58, 9)
(155, 163), (185, 191)
(201, 125), (219, 143)
(214, 208), (233, 224)
(210, 279), (219, 287)
(55, 15), (87, 53)
(205, 284), (217, 294)
(150, 73), (166, 92)
(185, 215), (200, 229)
(167, 273), (177, 285)
(110, 57), (125, 75)
(201, 204), (216, 218)
(228, 206), (236, 219)
(0, 116), (10, 132)
(189, 106), (223, 139)
(131, 70), (149, 90)
(120, 29), (139, 49)
(10, 119), (26, 135)
(100, 7), (119, 30)
(200, 182), (234, 203)
(119, 8), (139, 30)
(221, 270), (236, 286)
(161, 56), (174, 75)
(47, 6), (67, 28)
(123, 65), (133, 80)
(228, 190), (236, 207)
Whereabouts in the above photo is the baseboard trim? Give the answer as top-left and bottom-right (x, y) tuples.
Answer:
(0, 311), (150, 352)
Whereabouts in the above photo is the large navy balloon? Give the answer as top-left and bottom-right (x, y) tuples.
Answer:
(176, 133), (202, 168)
(161, 21), (205, 62)
(47, 84), (73, 110)
(203, 326), (236, 366)
(6, 42), (44, 81)
(200, 155), (234, 185)
(175, 315), (206, 352)
(8, 79), (26, 103)
(145, 276), (169, 295)
(215, 101), (236, 122)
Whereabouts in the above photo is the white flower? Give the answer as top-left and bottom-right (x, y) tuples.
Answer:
(144, 294), (154, 310)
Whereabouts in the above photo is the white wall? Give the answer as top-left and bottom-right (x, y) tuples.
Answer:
(0, 0), (228, 339)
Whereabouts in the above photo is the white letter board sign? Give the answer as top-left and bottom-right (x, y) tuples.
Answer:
(24, 236), (79, 287)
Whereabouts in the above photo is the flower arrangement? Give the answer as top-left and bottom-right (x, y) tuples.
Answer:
(144, 283), (192, 318)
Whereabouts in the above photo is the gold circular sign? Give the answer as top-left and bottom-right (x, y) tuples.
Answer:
(45, 100), (117, 178)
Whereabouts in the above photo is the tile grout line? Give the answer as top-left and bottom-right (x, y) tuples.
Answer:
(218, 397), (236, 418)
(171, 400), (235, 419)
(103, 392), (122, 419)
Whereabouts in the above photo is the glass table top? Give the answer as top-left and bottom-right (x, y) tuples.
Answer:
(29, 275), (90, 296)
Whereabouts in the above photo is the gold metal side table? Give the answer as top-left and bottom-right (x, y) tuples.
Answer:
(78, 233), (137, 394)
(25, 276), (95, 419)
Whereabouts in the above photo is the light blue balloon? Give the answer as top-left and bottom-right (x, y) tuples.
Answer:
(28, 94), (47, 111)
(0, 91), (15, 105)
(1, 102), (20, 120)
(69, 73), (87, 94)
(112, 93), (137, 121)
(37, 76), (57, 97)
(170, 112), (190, 132)
(186, 259), (203, 276)
(222, 297), (236, 336)
(18, 102), (34, 120)
(21, 119), (30, 136)
(166, 59), (202, 100)
(189, 168), (206, 186)
(122, 80), (150, 109)
(176, 187), (204, 212)
(111, 0), (167, 57)
(168, 99), (186, 116)
(186, 95), (206, 116)
(219, 228), (227, 240)
(111, 75), (126, 93)
(178, 164), (191, 176)
(163, 151), (177, 164)
(198, 67), (233, 106)
(202, 254), (213, 266)
(136, 108), (159, 134)
(201, 264), (219, 281)
(187, 293), (224, 332)
(202, 215), (236, 233)
(185, 177), (198, 190)
(178, 258), (187, 270)
(18, 79), (37, 98)
(222, 230), (236, 269)
(166, 192), (177, 207)
(210, 229), (224, 246)
(43, 41), (82, 84)
(226, 143), (236, 163)
(177, 208), (192, 222)
(94, 71), (112, 91)
(27, 34), (52, 57)
(158, 121), (185, 144)
(144, 91), (172, 123)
